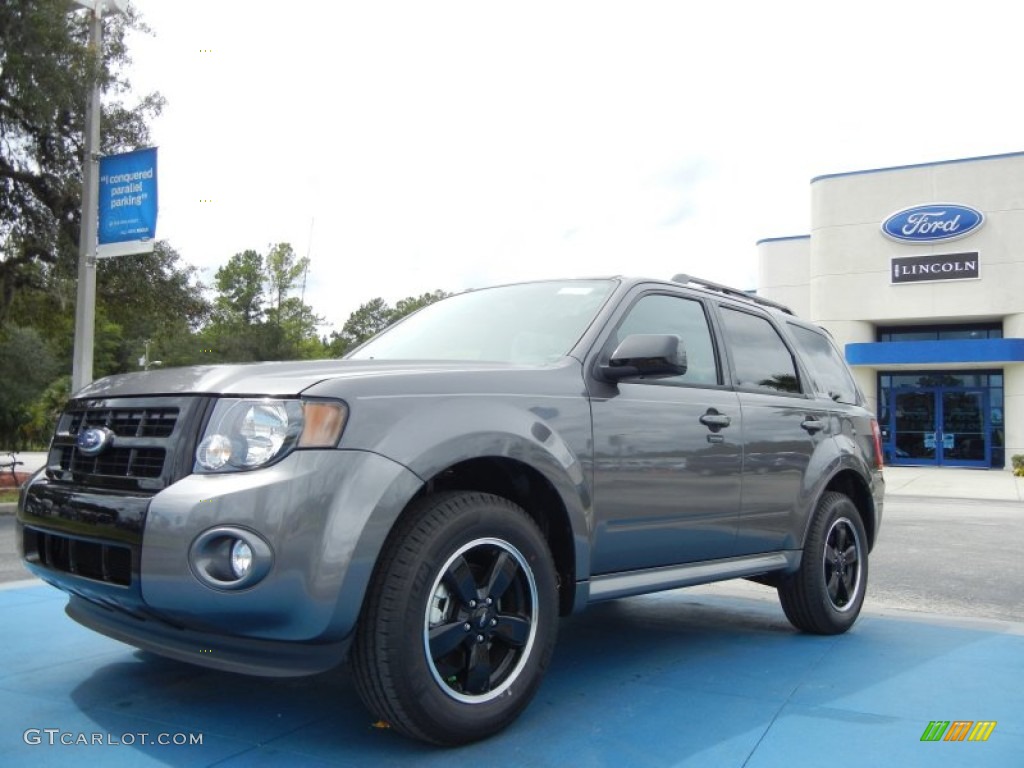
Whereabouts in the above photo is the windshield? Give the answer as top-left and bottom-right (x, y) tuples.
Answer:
(347, 280), (616, 364)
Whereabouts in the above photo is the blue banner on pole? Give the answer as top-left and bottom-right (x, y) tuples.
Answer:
(98, 147), (158, 246)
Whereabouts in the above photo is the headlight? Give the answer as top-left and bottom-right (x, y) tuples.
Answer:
(194, 398), (347, 473)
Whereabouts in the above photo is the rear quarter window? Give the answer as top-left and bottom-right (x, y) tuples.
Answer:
(787, 323), (860, 405)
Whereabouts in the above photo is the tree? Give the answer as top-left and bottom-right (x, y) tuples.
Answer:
(0, 0), (164, 321)
(0, 326), (58, 449)
(263, 242), (323, 357)
(393, 290), (450, 320)
(94, 242), (210, 373)
(264, 243), (307, 325)
(8, 241), (210, 377)
(335, 297), (392, 352)
(214, 250), (264, 325)
(277, 296), (325, 359)
(201, 242), (323, 362)
(22, 374), (71, 449)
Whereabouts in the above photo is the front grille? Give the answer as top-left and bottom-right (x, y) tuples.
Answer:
(64, 406), (178, 438)
(46, 396), (209, 492)
(55, 445), (165, 479)
(24, 528), (132, 586)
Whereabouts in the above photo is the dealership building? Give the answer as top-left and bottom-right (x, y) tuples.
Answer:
(758, 151), (1024, 470)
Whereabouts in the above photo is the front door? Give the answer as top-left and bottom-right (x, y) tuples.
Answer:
(589, 291), (743, 573)
(891, 387), (988, 467)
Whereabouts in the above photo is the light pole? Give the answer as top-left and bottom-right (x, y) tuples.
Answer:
(70, 0), (128, 393)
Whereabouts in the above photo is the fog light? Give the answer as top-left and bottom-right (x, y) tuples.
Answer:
(230, 539), (253, 578)
(189, 527), (273, 590)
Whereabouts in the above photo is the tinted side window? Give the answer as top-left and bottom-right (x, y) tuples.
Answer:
(788, 324), (859, 404)
(613, 294), (719, 386)
(719, 307), (800, 393)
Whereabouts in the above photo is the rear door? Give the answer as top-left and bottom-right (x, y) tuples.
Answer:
(587, 288), (742, 573)
(715, 305), (829, 555)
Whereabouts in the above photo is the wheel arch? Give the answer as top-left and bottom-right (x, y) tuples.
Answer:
(411, 456), (581, 615)
(820, 467), (879, 550)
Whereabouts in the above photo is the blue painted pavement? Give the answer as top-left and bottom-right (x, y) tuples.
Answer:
(0, 582), (1020, 767)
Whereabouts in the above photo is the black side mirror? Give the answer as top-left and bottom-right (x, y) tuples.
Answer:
(599, 334), (687, 381)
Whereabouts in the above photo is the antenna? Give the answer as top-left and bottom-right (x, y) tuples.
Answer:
(301, 217), (314, 304)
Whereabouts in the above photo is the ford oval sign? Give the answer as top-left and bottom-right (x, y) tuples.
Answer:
(76, 426), (115, 457)
(882, 203), (984, 244)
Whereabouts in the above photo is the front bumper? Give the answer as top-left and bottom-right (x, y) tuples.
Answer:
(18, 449), (423, 676)
(66, 594), (348, 677)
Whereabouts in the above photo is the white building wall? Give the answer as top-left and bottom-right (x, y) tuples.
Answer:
(809, 154), (1024, 339)
(757, 236), (811, 318)
(1005, 313), (1024, 464)
(758, 152), (1024, 470)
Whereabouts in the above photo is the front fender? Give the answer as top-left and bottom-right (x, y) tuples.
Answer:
(141, 449), (424, 642)
(338, 392), (596, 581)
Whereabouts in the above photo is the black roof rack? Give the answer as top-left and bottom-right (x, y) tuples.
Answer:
(671, 274), (794, 316)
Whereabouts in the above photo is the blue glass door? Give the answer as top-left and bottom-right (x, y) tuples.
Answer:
(940, 389), (989, 467)
(892, 389), (937, 465)
(890, 387), (989, 467)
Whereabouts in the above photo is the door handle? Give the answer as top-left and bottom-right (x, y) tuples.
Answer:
(801, 418), (826, 434)
(699, 410), (732, 431)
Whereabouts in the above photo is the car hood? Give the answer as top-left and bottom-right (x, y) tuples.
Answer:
(72, 359), (548, 399)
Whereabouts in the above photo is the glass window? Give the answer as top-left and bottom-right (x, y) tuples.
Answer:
(719, 307), (800, 393)
(878, 323), (1002, 342)
(787, 324), (859, 404)
(348, 280), (615, 364)
(610, 293), (719, 386)
(880, 330), (937, 342)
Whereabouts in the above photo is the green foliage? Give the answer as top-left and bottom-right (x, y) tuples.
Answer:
(200, 242), (325, 362)
(394, 290), (450, 319)
(0, 0), (165, 321)
(0, 326), (59, 449)
(335, 297), (392, 352)
(23, 375), (71, 449)
(264, 243), (323, 357)
(265, 243), (307, 321)
(0, 240), (209, 446)
(214, 250), (264, 325)
(95, 242), (210, 374)
(6, 240), (210, 377)
(1012, 454), (1024, 477)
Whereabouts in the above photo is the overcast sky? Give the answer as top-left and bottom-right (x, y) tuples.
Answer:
(122, 0), (1023, 334)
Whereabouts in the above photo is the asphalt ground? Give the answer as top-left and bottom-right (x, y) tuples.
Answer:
(1, 465), (1022, 765)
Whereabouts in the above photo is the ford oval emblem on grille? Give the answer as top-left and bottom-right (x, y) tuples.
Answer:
(881, 203), (984, 244)
(76, 426), (115, 456)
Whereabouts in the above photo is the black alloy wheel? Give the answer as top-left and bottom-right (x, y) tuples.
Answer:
(777, 491), (868, 635)
(351, 491), (558, 745)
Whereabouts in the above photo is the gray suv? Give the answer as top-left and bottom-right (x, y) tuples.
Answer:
(18, 275), (884, 745)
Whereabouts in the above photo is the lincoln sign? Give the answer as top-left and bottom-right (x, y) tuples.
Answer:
(891, 252), (979, 284)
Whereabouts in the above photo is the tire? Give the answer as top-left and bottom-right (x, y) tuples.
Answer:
(777, 491), (868, 635)
(350, 491), (559, 745)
